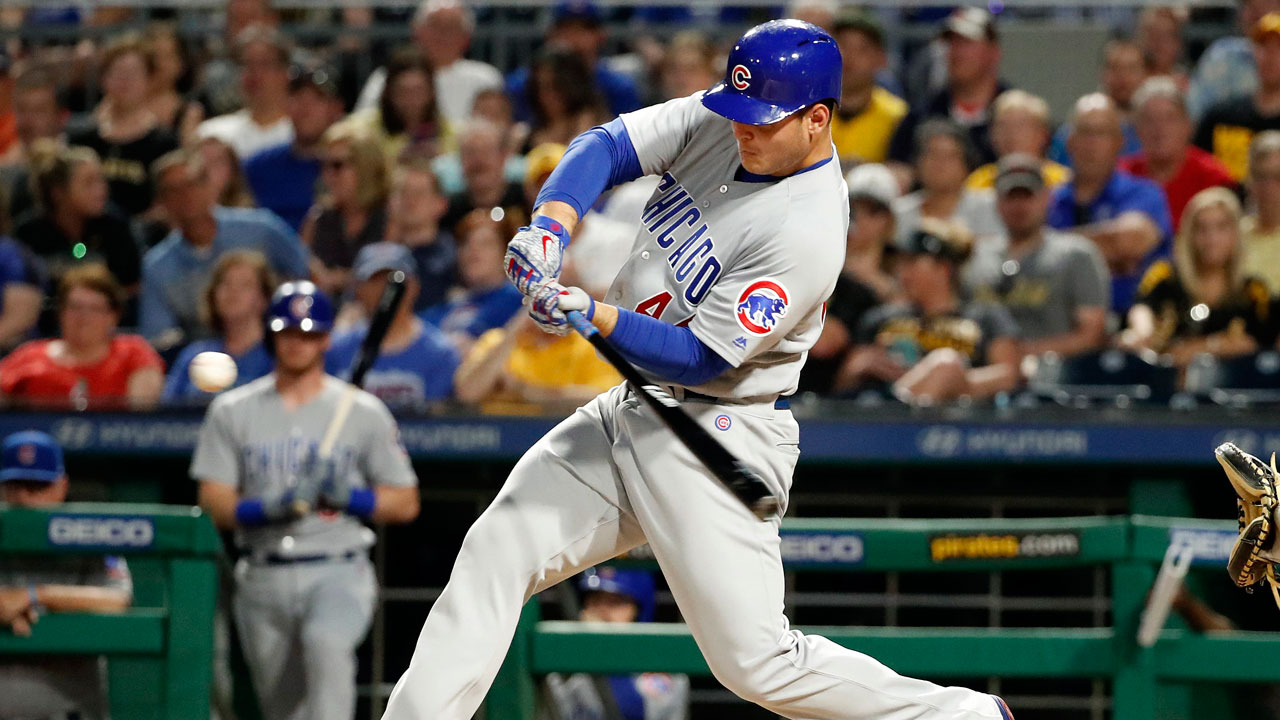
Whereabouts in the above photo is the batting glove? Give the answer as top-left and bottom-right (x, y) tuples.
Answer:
(529, 281), (594, 336)
(262, 487), (311, 523)
(505, 216), (569, 296)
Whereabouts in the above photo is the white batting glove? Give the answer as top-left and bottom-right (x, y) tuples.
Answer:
(529, 282), (595, 336)
(504, 216), (569, 296)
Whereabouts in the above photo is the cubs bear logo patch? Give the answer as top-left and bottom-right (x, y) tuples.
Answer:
(735, 280), (789, 335)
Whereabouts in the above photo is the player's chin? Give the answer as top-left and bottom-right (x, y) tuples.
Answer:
(737, 150), (769, 175)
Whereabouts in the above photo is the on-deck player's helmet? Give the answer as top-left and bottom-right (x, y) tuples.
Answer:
(266, 280), (335, 334)
(578, 566), (657, 622)
(701, 19), (842, 126)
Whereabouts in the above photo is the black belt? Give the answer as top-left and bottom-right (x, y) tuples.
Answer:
(253, 549), (363, 566)
(681, 389), (791, 410)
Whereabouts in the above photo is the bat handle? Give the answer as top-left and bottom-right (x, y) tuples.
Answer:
(564, 310), (598, 339)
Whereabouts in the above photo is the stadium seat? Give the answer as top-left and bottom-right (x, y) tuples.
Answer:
(1183, 352), (1280, 408)
(1027, 350), (1178, 408)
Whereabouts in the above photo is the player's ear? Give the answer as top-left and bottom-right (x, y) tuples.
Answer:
(807, 102), (832, 136)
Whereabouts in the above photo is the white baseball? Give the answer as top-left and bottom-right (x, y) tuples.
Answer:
(189, 351), (238, 393)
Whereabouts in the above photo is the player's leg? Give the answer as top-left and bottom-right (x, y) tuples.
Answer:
(295, 559), (378, 720)
(382, 385), (647, 720)
(614, 400), (1003, 720)
(231, 562), (307, 719)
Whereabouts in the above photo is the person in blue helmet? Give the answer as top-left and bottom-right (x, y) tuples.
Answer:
(543, 567), (689, 720)
(385, 20), (1014, 720)
(192, 280), (419, 720)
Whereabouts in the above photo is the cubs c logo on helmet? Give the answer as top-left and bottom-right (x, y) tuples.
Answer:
(731, 64), (751, 90)
(289, 294), (314, 319)
(735, 280), (788, 335)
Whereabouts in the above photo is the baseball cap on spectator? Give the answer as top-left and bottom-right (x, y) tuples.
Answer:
(833, 8), (885, 48)
(525, 142), (567, 188)
(942, 7), (998, 43)
(994, 153), (1045, 195)
(1252, 12), (1280, 42)
(845, 163), (899, 209)
(553, 1), (602, 27)
(288, 59), (340, 97)
(0, 431), (65, 484)
(353, 242), (418, 282)
(898, 218), (974, 264)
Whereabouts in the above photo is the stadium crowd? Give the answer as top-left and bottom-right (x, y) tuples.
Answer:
(0, 0), (1277, 412)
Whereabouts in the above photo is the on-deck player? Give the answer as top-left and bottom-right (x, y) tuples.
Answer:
(193, 281), (420, 720)
(384, 20), (1015, 720)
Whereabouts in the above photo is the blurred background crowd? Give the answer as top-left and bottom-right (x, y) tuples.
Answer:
(0, 0), (1278, 413)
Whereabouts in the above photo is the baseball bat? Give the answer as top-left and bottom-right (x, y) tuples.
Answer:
(564, 309), (780, 520)
(294, 271), (408, 516)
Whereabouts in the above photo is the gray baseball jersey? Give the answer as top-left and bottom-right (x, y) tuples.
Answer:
(191, 374), (417, 557)
(0, 554), (132, 719)
(607, 92), (849, 399)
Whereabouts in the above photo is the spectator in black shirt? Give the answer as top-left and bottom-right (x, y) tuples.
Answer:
(840, 217), (1021, 405)
(302, 122), (390, 298)
(14, 142), (140, 330)
(441, 119), (525, 232)
(1124, 186), (1278, 366)
(3, 67), (69, 221)
(68, 34), (178, 219)
(386, 154), (456, 312)
(1195, 12), (1280, 183)
(887, 8), (1009, 177)
(800, 163), (900, 395)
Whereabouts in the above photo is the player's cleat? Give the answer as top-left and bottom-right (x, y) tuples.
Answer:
(992, 695), (1015, 719)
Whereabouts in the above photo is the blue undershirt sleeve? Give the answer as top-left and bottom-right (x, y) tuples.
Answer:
(534, 118), (644, 220)
(608, 308), (731, 386)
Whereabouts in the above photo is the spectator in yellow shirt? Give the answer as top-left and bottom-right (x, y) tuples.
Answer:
(1241, 130), (1280, 293)
(453, 269), (621, 415)
(966, 90), (1072, 191)
(829, 9), (907, 167)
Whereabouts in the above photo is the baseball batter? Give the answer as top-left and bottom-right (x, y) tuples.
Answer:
(192, 281), (420, 720)
(384, 21), (1013, 720)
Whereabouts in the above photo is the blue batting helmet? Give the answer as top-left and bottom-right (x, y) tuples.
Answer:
(267, 280), (334, 334)
(578, 566), (657, 622)
(701, 19), (842, 126)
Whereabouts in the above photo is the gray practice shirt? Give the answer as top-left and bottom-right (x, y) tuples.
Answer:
(0, 554), (133, 719)
(892, 190), (1003, 247)
(962, 229), (1111, 340)
(191, 375), (418, 557)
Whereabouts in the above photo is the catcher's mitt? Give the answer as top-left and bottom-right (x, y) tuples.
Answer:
(1216, 442), (1280, 608)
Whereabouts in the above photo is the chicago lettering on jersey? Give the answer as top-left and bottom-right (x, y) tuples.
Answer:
(641, 172), (723, 305)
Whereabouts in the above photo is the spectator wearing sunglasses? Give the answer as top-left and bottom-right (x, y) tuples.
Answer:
(964, 154), (1110, 360)
(301, 122), (390, 298)
(243, 61), (346, 231)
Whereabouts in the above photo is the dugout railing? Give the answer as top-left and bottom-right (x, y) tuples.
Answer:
(0, 502), (220, 720)
(488, 515), (1280, 720)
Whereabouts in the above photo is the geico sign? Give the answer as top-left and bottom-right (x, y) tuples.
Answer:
(780, 533), (864, 564)
(47, 516), (154, 548)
